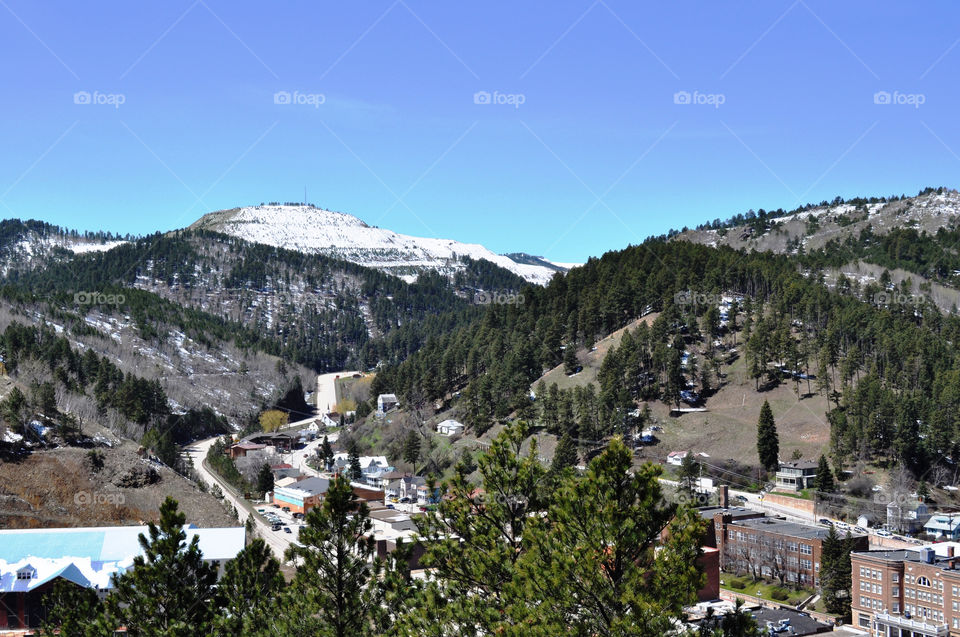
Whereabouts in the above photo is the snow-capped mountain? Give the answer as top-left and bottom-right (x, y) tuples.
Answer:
(189, 204), (564, 284)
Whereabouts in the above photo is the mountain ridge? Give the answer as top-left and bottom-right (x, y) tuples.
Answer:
(188, 203), (564, 285)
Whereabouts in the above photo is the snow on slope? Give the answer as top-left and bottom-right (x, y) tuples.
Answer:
(191, 205), (560, 285)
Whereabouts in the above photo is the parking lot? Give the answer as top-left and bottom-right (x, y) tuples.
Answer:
(257, 503), (306, 539)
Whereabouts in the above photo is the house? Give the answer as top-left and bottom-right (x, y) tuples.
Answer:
(924, 513), (960, 540)
(386, 476), (425, 502)
(227, 441), (267, 459)
(332, 453), (390, 474)
(377, 394), (399, 415)
(887, 500), (931, 534)
(275, 476), (300, 489)
(0, 524), (244, 630)
(774, 460), (818, 492)
(243, 432), (296, 452)
(436, 419), (465, 436)
(416, 483), (442, 505)
(270, 463), (299, 480)
(667, 451), (691, 466)
(362, 465), (398, 489)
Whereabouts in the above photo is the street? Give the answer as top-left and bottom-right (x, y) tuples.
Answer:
(184, 436), (295, 562)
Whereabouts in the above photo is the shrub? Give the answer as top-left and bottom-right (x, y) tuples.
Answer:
(770, 588), (789, 601)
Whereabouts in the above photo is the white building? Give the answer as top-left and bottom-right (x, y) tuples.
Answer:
(377, 394), (399, 415)
(436, 419), (465, 436)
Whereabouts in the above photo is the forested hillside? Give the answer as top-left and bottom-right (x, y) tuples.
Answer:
(374, 237), (960, 480)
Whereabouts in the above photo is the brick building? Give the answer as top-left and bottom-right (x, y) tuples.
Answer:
(710, 510), (868, 589)
(851, 543), (960, 636)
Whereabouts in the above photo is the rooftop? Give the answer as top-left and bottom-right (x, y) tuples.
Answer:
(778, 460), (818, 470)
(732, 516), (866, 541)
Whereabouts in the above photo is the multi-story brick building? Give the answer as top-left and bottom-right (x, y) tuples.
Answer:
(851, 543), (960, 636)
(710, 511), (868, 589)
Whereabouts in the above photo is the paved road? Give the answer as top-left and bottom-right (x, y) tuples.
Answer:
(315, 370), (357, 414)
(283, 431), (339, 476)
(184, 436), (294, 562)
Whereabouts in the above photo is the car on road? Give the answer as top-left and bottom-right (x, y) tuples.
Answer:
(400, 497), (411, 503)
(282, 506), (291, 512)
(733, 495), (748, 503)
(272, 523), (282, 531)
(386, 504), (395, 509)
(854, 526), (867, 534)
(876, 530), (892, 537)
(284, 527), (292, 534)
(818, 518), (832, 526)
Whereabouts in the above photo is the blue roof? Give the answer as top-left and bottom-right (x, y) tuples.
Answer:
(1, 529), (107, 562)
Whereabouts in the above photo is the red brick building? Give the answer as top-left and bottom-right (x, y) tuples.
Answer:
(851, 544), (960, 636)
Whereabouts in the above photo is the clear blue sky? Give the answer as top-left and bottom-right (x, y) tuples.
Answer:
(1, 1), (958, 263)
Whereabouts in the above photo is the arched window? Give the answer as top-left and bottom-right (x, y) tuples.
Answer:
(918, 576), (931, 587)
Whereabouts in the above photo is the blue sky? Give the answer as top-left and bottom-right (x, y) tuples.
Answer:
(1, 1), (958, 263)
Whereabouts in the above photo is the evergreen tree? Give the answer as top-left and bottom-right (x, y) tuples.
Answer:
(403, 429), (422, 474)
(277, 474), (387, 635)
(814, 454), (835, 493)
(678, 451), (700, 495)
(820, 526), (853, 619)
(409, 422), (549, 635)
(212, 538), (284, 636)
(563, 345), (580, 375)
(40, 579), (105, 637)
(756, 400), (779, 473)
(320, 435), (334, 471)
(348, 446), (363, 481)
(104, 497), (219, 636)
(550, 432), (578, 475)
(257, 463), (275, 495)
(513, 439), (705, 635)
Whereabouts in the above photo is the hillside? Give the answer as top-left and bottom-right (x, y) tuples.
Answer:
(190, 204), (564, 284)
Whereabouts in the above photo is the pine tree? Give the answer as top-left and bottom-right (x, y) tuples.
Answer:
(403, 429), (421, 474)
(104, 497), (219, 635)
(276, 474), (386, 635)
(513, 439), (705, 635)
(320, 435), (334, 470)
(349, 447), (363, 481)
(678, 451), (700, 495)
(409, 422), (549, 635)
(550, 432), (578, 474)
(40, 579), (105, 636)
(821, 526), (853, 619)
(814, 454), (835, 493)
(756, 400), (779, 473)
(563, 345), (579, 375)
(212, 538), (284, 636)
(257, 462), (275, 495)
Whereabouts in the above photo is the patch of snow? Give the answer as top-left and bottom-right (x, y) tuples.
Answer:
(67, 240), (128, 254)
(195, 205), (558, 285)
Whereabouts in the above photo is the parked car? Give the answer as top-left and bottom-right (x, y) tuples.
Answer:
(284, 527), (292, 534)
(733, 495), (748, 503)
(854, 526), (867, 534)
(818, 518), (831, 526)
(400, 497), (411, 503)
(282, 506), (291, 512)
(876, 530), (893, 537)
(386, 504), (395, 509)
(272, 523), (282, 531)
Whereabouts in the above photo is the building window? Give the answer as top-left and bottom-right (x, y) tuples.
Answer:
(893, 602), (899, 613)
(799, 544), (812, 555)
(859, 615), (870, 628)
(918, 576), (931, 587)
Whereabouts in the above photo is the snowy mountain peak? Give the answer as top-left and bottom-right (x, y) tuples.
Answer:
(190, 204), (563, 284)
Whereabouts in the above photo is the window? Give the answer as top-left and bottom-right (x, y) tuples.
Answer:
(892, 573), (899, 583)
(893, 586), (899, 597)
(859, 615), (870, 628)
(799, 543), (812, 555)
(893, 602), (900, 613)
(918, 576), (931, 587)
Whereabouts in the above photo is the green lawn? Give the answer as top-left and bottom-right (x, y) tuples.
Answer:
(720, 578), (812, 607)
